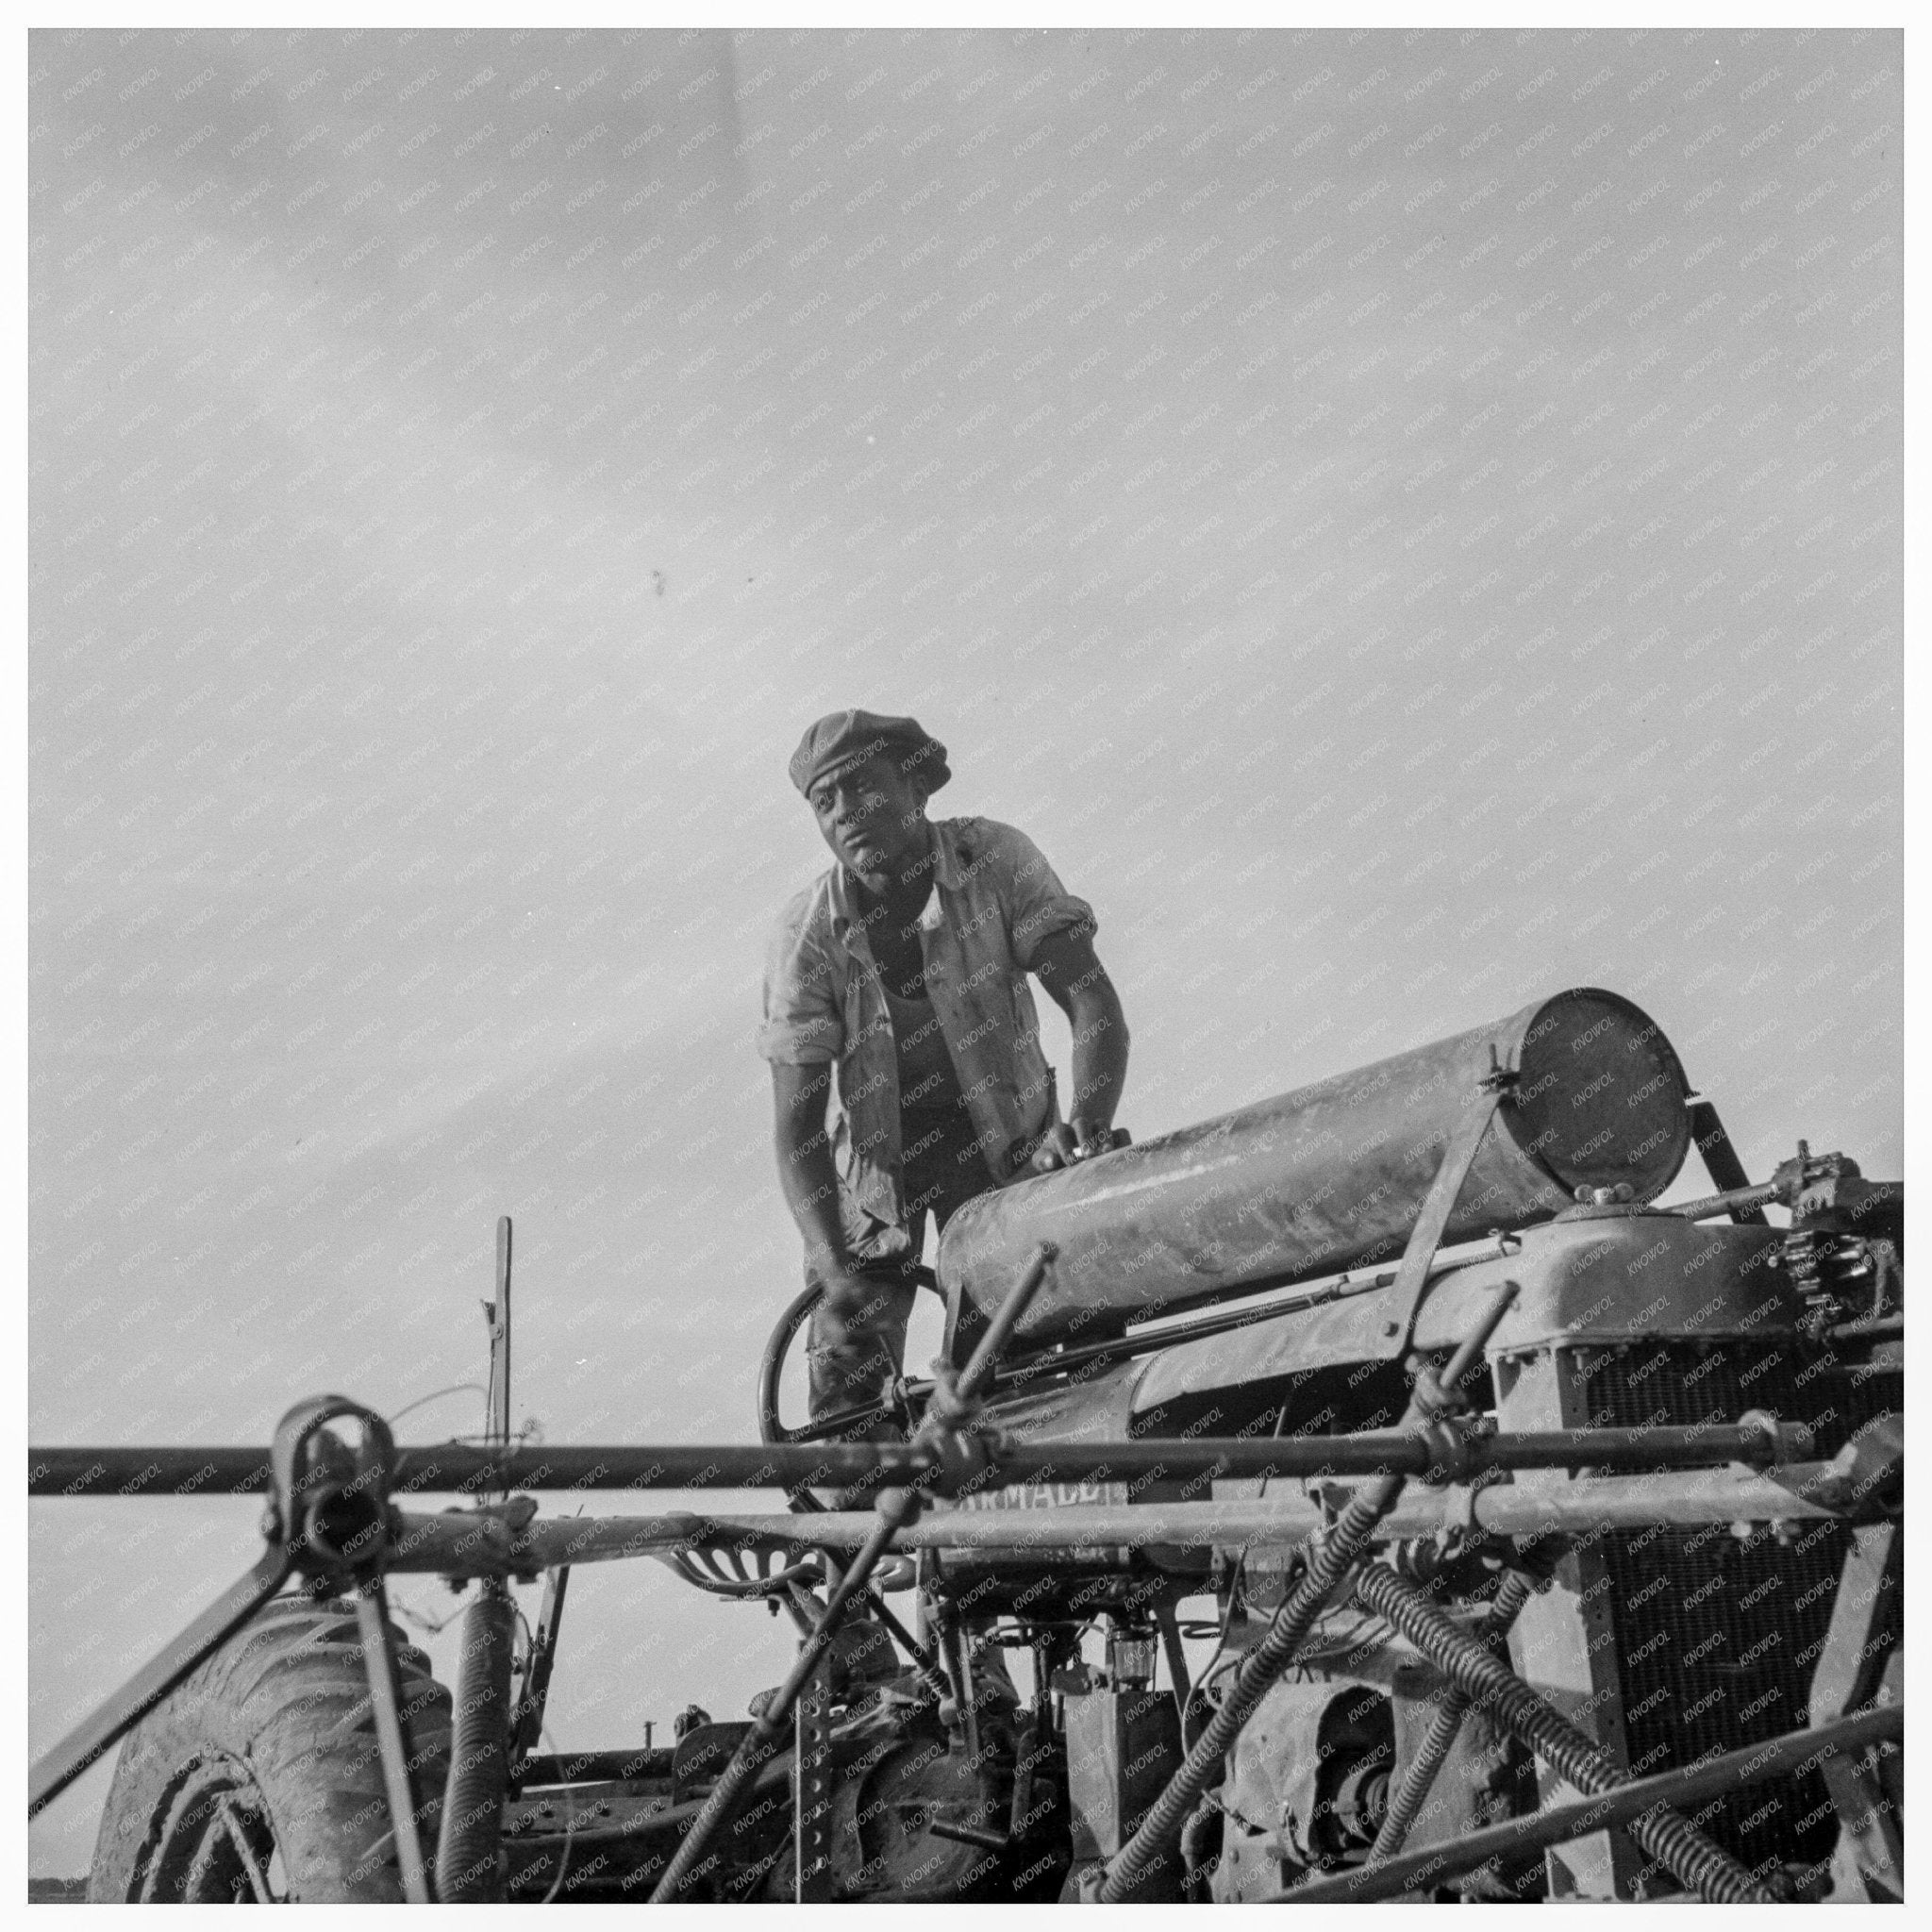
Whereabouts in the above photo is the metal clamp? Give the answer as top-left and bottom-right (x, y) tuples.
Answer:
(265, 1393), (398, 1581)
(1407, 1412), (1497, 1486)
(907, 1361), (1006, 1501)
(1735, 1408), (1815, 1469)
(1430, 1481), (1483, 1559)
(891, 1243), (1054, 1503)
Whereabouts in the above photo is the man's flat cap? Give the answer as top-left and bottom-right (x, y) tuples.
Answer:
(788, 708), (951, 797)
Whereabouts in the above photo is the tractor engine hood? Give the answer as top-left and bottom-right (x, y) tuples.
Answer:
(973, 1211), (1795, 1446)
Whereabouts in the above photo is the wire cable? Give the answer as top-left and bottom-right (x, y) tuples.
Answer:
(389, 1382), (489, 1425)
(1181, 1401), (1290, 1740)
(536, 1724), (575, 1905)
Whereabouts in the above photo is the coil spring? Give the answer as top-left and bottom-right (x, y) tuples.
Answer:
(435, 1578), (517, 1902)
(1781, 1229), (1874, 1339)
(1351, 1564), (1777, 1904)
(1098, 1474), (1402, 1902)
(1368, 1570), (1534, 1864)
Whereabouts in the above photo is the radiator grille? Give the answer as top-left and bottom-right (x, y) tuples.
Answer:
(1575, 1333), (1892, 1460)
(1597, 1512), (1843, 1877)
(1577, 1342), (1878, 1883)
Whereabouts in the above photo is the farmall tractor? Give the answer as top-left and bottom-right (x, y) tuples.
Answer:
(29, 990), (1903, 1903)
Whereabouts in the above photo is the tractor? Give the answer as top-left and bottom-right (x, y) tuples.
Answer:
(29, 988), (1902, 1903)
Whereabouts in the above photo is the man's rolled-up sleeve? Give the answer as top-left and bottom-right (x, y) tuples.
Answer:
(757, 896), (844, 1064)
(994, 824), (1098, 971)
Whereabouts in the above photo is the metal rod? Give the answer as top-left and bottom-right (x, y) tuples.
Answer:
(809, 1253), (1489, 1432)
(508, 1563), (570, 1779)
(987, 1269), (1396, 1392)
(859, 1586), (953, 1707)
(354, 1581), (435, 1905)
(1276, 1703), (1902, 1904)
(25, 1417), (1808, 1498)
(490, 1220), (512, 1444)
(950, 1619), (983, 1767)
(517, 1747), (673, 1787)
(27, 1545), (292, 1818)
(787, 1392), (905, 1443)
(1155, 1599), (1191, 1724)
(956, 1242), (1057, 1401)
(1436, 1281), (1519, 1390)
(928, 1817), (1010, 1852)
(1829, 1312), (1903, 1341)
(1009, 1710), (1041, 1844)
(648, 1491), (913, 1902)
(1665, 1181), (1781, 1222)
(506, 1755), (799, 1858)
(361, 1459), (1844, 1575)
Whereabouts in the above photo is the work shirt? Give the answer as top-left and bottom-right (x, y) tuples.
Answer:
(757, 816), (1097, 1226)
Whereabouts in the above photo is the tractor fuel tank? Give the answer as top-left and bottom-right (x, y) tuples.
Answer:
(939, 988), (1691, 1350)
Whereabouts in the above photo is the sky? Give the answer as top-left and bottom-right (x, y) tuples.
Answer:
(27, 25), (1902, 1874)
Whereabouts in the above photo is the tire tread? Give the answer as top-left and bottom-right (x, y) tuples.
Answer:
(88, 1595), (451, 1903)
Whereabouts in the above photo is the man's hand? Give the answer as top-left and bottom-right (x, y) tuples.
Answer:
(1027, 1116), (1124, 1174)
(813, 1261), (895, 1345)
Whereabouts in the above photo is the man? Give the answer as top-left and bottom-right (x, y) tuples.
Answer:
(758, 708), (1131, 1429)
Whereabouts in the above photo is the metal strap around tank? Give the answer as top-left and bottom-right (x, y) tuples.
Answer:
(1376, 1076), (1511, 1357)
(1686, 1099), (1769, 1224)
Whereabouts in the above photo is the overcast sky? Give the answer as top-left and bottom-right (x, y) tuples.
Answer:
(28, 25), (1901, 1872)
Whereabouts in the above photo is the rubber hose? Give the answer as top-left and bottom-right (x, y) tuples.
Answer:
(435, 1577), (517, 1902)
(1098, 1471), (1403, 1903)
(1351, 1564), (1774, 1904)
(1369, 1570), (1533, 1863)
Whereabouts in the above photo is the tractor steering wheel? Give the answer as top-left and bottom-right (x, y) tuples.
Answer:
(757, 1267), (941, 1446)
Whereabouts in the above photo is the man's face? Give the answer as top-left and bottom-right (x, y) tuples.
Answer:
(808, 756), (928, 888)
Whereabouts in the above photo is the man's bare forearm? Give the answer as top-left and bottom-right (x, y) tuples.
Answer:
(774, 1119), (849, 1272)
(1068, 988), (1130, 1130)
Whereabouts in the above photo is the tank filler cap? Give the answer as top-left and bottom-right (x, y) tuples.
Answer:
(1579, 1183), (1636, 1205)
(1553, 1183), (1657, 1223)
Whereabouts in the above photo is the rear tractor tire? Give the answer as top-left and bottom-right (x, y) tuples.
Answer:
(88, 1594), (452, 1903)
